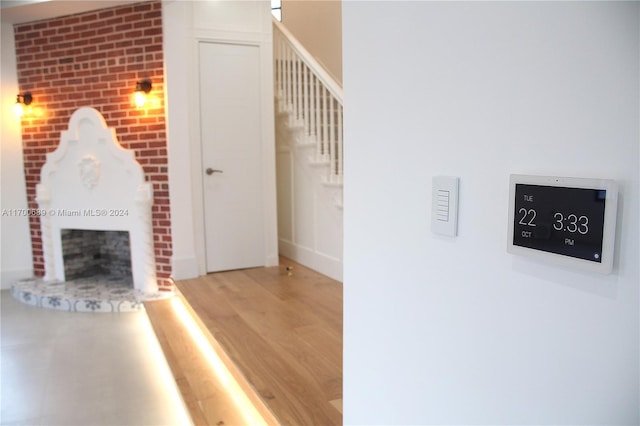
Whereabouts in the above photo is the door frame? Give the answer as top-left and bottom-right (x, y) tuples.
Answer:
(189, 35), (279, 276)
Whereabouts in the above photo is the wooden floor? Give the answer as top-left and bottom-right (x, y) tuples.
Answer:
(146, 258), (343, 425)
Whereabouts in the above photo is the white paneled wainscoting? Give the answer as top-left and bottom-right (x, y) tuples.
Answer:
(273, 19), (343, 282)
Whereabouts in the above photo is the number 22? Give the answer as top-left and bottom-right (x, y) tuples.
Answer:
(518, 208), (536, 227)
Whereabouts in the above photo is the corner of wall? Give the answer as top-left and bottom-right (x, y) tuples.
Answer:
(1, 17), (34, 286)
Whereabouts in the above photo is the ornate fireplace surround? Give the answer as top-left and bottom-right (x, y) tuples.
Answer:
(11, 107), (170, 312)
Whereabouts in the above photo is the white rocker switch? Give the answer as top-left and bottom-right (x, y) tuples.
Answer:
(431, 176), (459, 237)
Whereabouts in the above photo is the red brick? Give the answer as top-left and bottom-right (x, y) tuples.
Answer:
(115, 6), (134, 16)
(121, 134), (139, 142)
(16, 25), (33, 33)
(99, 10), (115, 19)
(104, 17), (124, 27)
(81, 13), (98, 22)
(72, 24), (89, 33)
(63, 17), (80, 26)
(80, 30), (97, 39)
(134, 3), (152, 12)
(143, 27), (162, 37)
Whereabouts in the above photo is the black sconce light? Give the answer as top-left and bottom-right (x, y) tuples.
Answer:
(14, 92), (33, 118)
(133, 79), (152, 108)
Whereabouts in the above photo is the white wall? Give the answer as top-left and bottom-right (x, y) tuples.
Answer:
(162, 0), (199, 279)
(343, 2), (639, 424)
(0, 16), (34, 288)
(281, 0), (342, 84)
(275, 120), (343, 282)
(163, 0), (278, 278)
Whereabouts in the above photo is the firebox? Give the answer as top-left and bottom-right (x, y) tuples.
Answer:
(61, 229), (132, 283)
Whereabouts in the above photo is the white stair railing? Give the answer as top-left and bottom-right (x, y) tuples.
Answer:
(273, 19), (343, 184)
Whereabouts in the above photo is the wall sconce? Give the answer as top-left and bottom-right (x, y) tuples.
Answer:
(132, 79), (152, 108)
(14, 92), (33, 118)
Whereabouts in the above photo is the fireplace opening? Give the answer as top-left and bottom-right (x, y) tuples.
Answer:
(61, 229), (133, 286)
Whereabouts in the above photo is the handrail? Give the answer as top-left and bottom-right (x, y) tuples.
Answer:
(272, 18), (343, 104)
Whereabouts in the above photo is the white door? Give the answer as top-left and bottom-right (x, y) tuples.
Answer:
(199, 42), (265, 272)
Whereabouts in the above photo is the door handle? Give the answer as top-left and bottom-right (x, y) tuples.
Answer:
(206, 168), (223, 175)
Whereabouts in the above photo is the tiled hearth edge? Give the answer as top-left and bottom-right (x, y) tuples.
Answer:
(11, 277), (173, 313)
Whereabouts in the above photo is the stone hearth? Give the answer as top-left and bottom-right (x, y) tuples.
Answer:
(12, 277), (140, 313)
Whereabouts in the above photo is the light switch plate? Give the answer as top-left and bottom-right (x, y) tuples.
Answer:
(431, 176), (459, 237)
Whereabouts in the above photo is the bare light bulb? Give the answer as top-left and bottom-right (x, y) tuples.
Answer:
(133, 91), (147, 108)
(14, 102), (24, 118)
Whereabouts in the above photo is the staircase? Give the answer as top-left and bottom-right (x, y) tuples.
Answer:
(273, 19), (343, 281)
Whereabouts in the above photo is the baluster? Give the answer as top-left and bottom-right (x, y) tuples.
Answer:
(296, 57), (303, 121)
(303, 65), (310, 137)
(284, 44), (290, 112)
(322, 86), (328, 161)
(310, 74), (316, 138)
(295, 55), (299, 117)
(315, 74), (322, 160)
(273, 32), (278, 92)
(329, 96), (336, 178)
(292, 54), (297, 118)
(293, 55), (299, 121)
(274, 34), (280, 102)
(337, 104), (343, 181)
(281, 38), (285, 100)
(277, 36), (283, 101)
(300, 62), (304, 123)
(288, 47), (294, 124)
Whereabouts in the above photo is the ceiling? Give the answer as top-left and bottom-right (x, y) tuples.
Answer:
(1, 0), (143, 24)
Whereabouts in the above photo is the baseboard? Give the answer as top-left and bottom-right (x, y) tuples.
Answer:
(1, 268), (34, 290)
(279, 239), (342, 282)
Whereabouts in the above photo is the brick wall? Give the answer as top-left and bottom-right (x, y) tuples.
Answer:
(14, 0), (173, 291)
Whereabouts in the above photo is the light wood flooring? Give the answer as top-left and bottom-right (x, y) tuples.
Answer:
(145, 258), (343, 425)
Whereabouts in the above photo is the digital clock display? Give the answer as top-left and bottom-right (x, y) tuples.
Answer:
(507, 175), (617, 273)
(512, 184), (606, 263)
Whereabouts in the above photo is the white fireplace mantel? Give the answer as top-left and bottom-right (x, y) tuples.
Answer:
(36, 107), (158, 294)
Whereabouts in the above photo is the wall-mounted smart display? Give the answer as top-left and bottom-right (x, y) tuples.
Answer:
(507, 175), (618, 274)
